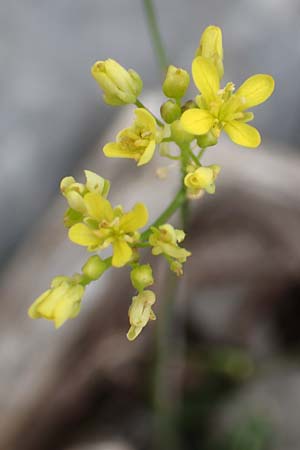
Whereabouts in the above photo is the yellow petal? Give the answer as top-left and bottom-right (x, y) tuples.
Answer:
(84, 193), (113, 222)
(120, 203), (149, 232)
(134, 108), (156, 133)
(37, 284), (69, 319)
(28, 290), (51, 319)
(65, 191), (86, 213)
(159, 243), (191, 262)
(112, 239), (132, 267)
(137, 140), (156, 166)
(84, 170), (105, 193)
(192, 56), (220, 103)
(195, 25), (224, 79)
(224, 121), (261, 148)
(54, 300), (73, 328)
(69, 223), (100, 247)
(103, 142), (140, 161)
(54, 286), (84, 328)
(180, 109), (214, 135)
(127, 325), (143, 341)
(235, 74), (275, 110)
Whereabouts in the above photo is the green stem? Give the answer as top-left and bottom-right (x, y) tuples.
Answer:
(153, 269), (181, 450)
(187, 147), (201, 167)
(142, 0), (168, 73)
(180, 144), (190, 228)
(135, 99), (164, 127)
(197, 147), (207, 161)
(141, 188), (186, 241)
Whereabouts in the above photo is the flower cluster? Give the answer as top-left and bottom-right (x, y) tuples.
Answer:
(28, 25), (274, 340)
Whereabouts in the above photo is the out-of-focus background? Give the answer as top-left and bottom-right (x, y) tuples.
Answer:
(1, 1), (300, 449)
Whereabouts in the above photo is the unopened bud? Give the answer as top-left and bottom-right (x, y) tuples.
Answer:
(171, 120), (194, 146)
(91, 59), (143, 106)
(160, 100), (181, 123)
(162, 65), (190, 99)
(82, 255), (108, 280)
(182, 99), (197, 112)
(196, 130), (218, 148)
(130, 264), (154, 292)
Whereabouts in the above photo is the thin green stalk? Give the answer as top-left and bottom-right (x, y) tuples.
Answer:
(135, 99), (164, 127)
(187, 147), (201, 167)
(197, 147), (207, 161)
(153, 268), (181, 450)
(142, 0), (168, 73)
(180, 144), (190, 228)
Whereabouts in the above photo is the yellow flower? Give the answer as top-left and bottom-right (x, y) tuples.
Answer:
(28, 276), (85, 328)
(91, 59), (143, 106)
(103, 108), (162, 166)
(68, 193), (148, 267)
(127, 290), (156, 341)
(180, 56), (275, 148)
(195, 25), (224, 80)
(184, 164), (221, 196)
(149, 224), (191, 275)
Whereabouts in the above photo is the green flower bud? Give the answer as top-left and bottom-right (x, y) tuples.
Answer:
(162, 65), (190, 99)
(181, 99), (197, 112)
(130, 264), (154, 292)
(160, 100), (181, 124)
(82, 255), (108, 280)
(91, 59), (143, 106)
(171, 120), (194, 146)
(196, 130), (218, 148)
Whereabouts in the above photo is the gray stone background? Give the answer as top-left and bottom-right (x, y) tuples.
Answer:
(0, 0), (298, 264)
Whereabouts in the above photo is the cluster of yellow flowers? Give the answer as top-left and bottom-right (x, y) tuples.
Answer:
(28, 26), (274, 340)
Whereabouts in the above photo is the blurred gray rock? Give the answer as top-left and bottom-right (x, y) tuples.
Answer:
(66, 441), (135, 450)
(216, 364), (300, 450)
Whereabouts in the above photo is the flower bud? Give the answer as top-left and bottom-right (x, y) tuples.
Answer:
(130, 264), (154, 292)
(181, 99), (197, 112)
(91, 59), (143, 106)
(196, 130), (218, 148)
(184, 164), (220, 196)
(82, 255), (109, 281)
(162, 65), (190, 99)
(195, 25), (224, 79)
(127, 290), (156, 341)
(60, 171), (110, 217)
(160, 100), (181, 124)
(28, 276), (85, 328)
(171, 120), (194, 146)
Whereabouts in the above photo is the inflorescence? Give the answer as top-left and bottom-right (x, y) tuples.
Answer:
(28, 26), (275, 340)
